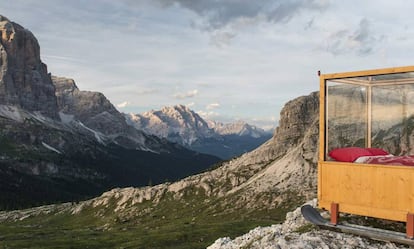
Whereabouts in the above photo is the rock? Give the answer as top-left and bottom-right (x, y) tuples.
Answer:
(207, 199), (410, 249)
(53, 75), (170, 151)
(0, 15), (59, 119)
(53, 76), (127, 134)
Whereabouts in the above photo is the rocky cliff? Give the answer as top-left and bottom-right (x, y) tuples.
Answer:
(0, 15), (58, 119)
(53, 76), (169, 151)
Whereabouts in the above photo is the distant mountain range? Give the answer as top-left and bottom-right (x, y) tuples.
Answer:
(126, 105), (272, 159)
(0, 15), (220, 209)
(0, 14), (273, 209)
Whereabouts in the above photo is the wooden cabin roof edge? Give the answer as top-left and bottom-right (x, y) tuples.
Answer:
(320, 65), (414, 80)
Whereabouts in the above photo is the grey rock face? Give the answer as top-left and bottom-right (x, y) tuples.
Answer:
(273, 92), (319, 155)
(53, 76), (127, 134)
(0, 15), (59, 119)
(53, 76), (155, 150)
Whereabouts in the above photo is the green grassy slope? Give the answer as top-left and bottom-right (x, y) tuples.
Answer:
(0, 187), (303, 249)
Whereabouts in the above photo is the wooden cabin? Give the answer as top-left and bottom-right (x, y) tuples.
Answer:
(318, 66), (414, 238)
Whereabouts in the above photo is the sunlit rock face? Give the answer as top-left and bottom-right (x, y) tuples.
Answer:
(0, 15), (59, 119)
(53, 76), (130, 135)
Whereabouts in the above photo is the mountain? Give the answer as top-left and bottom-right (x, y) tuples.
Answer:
(127, 105), (216, 146)
(126, 105), (272, 159)
(1, 91), (404, 248)
(207, 120), (270, 138)
(53, 76), (171, 151)
(0, 15), (220, 209)
(0, 91), (322, 249)
(0, 15), (59, 119)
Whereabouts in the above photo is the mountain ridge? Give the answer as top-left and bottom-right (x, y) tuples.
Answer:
(126, 104), (272, 159)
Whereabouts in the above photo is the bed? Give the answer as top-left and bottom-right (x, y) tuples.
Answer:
(328, 147), (414, 166)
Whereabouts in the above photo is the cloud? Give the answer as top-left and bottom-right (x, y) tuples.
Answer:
(206, 103), (220, 110)
(209, 30), (237, 47)
(173, 89), (199, 99)
(151, 0), (329, 46)
(197, 110), (219, 120)
(325, 18), (385, 56)
(164, 0), (328, 29)
(116, 101), (129, 108)
(136, 89), (159, 95)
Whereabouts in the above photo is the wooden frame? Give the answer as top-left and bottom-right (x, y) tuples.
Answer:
(318, 66), (414, 229)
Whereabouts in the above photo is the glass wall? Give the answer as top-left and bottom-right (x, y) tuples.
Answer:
(324, 72), (414, 160)
(325, 81), (367, 156)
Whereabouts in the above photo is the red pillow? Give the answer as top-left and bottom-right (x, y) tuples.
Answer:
(329, 147), (372, 162)
(366, 148), (389, 156)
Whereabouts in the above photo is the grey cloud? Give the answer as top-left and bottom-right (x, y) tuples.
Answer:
(145, 0), (329, 46)
(209, 30), (237, 47)
(161, 0), (328, 29)
(136, 89), (159, 95)
(325, 18), (385, 56)
(304, 17), (315, 30)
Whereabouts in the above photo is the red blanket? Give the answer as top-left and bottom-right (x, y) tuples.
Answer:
(355, 155), (414, 166)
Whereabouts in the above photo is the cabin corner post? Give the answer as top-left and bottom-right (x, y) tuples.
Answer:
(318, 74), (326, 209)
(407, 213), (414, 239)
(319, 75), (326, 162)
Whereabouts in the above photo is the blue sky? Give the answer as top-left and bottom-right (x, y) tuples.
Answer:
(1, 0), (414, 129)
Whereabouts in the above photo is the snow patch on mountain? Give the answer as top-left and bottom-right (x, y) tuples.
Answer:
(77, 121), (106, 144)
(42, 142), (62, 154)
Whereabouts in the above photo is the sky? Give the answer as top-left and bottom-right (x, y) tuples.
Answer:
(1, 0), (414, 130)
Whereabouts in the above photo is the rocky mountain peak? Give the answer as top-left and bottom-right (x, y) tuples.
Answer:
(159, 104), (207, 127)
(208, 120), (270, 138)
(52, 76), (79, 94)
(126, 105), (273, 159)
(0, 15), (59, 119)
(53, 76), (118, 121)
(128, 104), (215, 145)
(53, 76), (138, 138)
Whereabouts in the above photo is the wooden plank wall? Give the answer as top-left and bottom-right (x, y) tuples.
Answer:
(318, 162), (414, 222)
